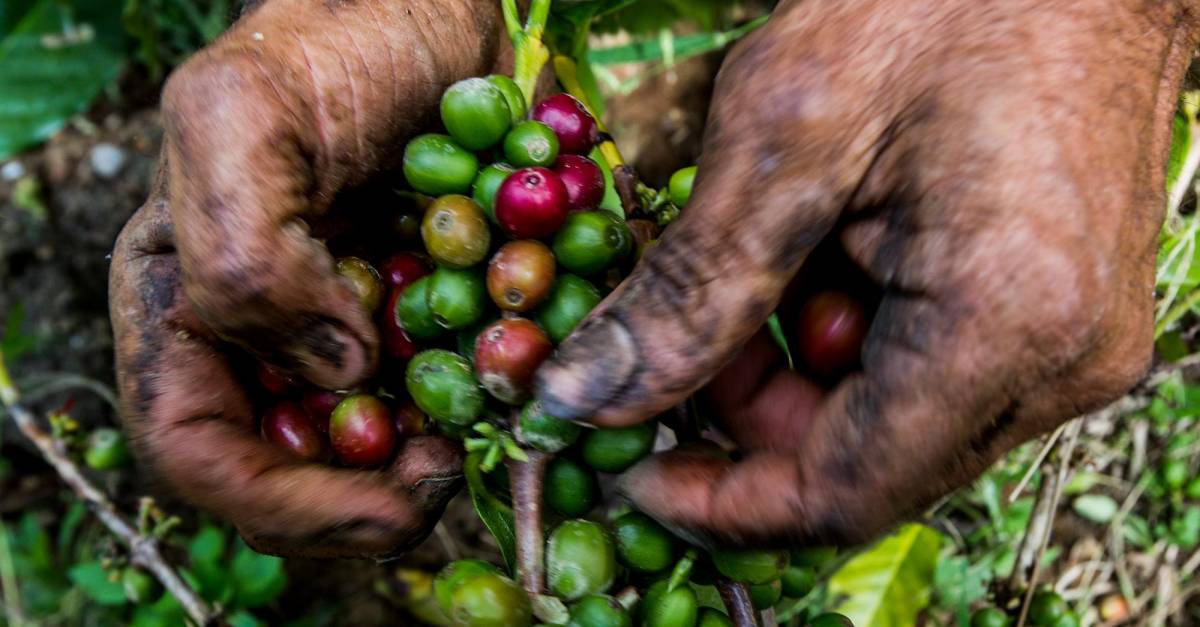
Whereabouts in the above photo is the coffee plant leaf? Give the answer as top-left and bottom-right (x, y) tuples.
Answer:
(827, 524), (941, 627)
(464, 450), (518, 572)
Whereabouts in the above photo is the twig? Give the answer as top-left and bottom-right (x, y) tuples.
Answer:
(0, 353), (218, 626)
(717, 578), (759, 627)
(433, 521), (462, 562)
(1008, 425), (1065, 505)
(508, 448), (550, 596)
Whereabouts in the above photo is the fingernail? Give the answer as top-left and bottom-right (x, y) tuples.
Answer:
(293, 321), (368, 389)
(535, 313), (639, 421)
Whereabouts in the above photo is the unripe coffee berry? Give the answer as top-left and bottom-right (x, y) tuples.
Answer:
(517, 399), (581, 453)
(406, 350), (485, 427)
(434, 559), (502, 613)
(545, 457), (599, 517)
(421, 195), (491, 269)
(710, 548), (789, 585)
(504, 120), (560, 168)
(568, 594), (632, 627)
(335, 256), (384, 313)
(427, 267), (488, 330)
(580, 421), (657, 473)
(440, 77), (512, 150)
(668, 166), (697, 207)
(473, 163), (516, 222)
(84, 427), (130, 470)
(394, 276), (443, 340)
(553, 211), (632, 275)
(612, 511), (676, 573)
(641, 579), (699, 627)
(488, 240), (556, 312)
(486, 74), (526, 124)
(403, 134), (478, 196)
(534, 274), (602, 343)
(547, 519), (617, 601)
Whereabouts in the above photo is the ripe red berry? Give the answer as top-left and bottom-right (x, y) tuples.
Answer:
(553, 155), (605, 212)
(474, 318), (553, 404)
(382, 286), (422, 360)
(330, 395), (398, 467)
(261, 401), (329, 462)
(532, 94), (599, 155)
(378, 252), (430, 291)
(300, 389), (342, 433)
(394, 398), (429, 437)
(256, 363), (297, 395)
(795, 291), (868, 378)
(495, 167), (569, 239)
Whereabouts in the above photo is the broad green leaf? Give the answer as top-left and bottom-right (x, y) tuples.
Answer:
(588, 15), (767, 66)
(827, 524), (942, 627)
(464, 450), (518, 572)
(1072, 494), (1118, 524)
(68, 561), (127, 606)
(0, 0), (125, 159)
(1170, 506), (1200, 549)
(188, 524), (231, 601)
(188, 525), (226, 567)
(231, 541), (287, 608)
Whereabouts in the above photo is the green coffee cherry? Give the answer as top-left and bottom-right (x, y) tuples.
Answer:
(668, 166), (697, 207)
(641, 580), (698, 627)
(441, 77), (512, 150)
(1162, 459), (1190, 491)
(504, 121), (560, 168)
(406, 350), (484, 427)
(970, 607), (1010, 627)
(403, 134), (478, 196)
(473, 163), (515, 222)
(697, 608), (734, 627)
(1048, 613), (1079, 627)
(486, 75), (527, 124)
(434, 559), (501, 613)
(396, 277), (443, 340)
(1028, 590), (1068, 626)
(122, 567), (161, 604)
(552, 211), (633, 275)
(517, 400), (582, 453)
(612, 511), (676, 573)
(580, 421), (657, 473)
(710, 548), (789, 585)
(84, 427), (129, 470)
(545, 457), (599, 517)
(750, 579), (782, 610)
(534, 275), (602, 343)
(567, 594), (632, 627)
(790, 546), (837, 569)
(780, 565), (816, 598)
(428, 267), (487, 330)
(547, 520), (617, 601)
(808, 613), (854, 627)
(450, 572), (532, 627)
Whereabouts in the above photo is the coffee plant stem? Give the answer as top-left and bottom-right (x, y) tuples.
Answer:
(503, 0), (552, 108)
(509, 447), (551, 595)
(0, 351), (219, 626)
(717, 578), (760, 627)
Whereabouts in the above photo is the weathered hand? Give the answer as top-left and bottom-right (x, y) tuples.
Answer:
(109, 0), (503, 558)
(537, 0), (1200, 546)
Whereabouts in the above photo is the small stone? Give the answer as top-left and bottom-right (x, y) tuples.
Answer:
(1, 160), (25, 181)
(89, 143), (128, 179)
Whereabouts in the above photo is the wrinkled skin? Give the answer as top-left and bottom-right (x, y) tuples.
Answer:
(536, 0), (1200, 546)
(110, 0), (506, 558)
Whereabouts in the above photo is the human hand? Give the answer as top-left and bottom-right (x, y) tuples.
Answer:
(109, 0), (504, 557)
(536, 0), (1199, 546)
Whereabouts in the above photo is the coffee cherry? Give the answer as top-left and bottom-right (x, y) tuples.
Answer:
(406, 350), (485, 427)
(517, 399), (581, 453)
(392, 211), (422, 240)
(504, 120), (560, 168)
(474, 318), (553, 404)
(394, 398), (429, 437)
(580, 421), (657, 473)
(441, 77), (512, 150)
(488, 240), (556, 312)
(534, 275), (602, 343)
(256, 362), (297, 394)
(262, 401), (329, 463)
(554, 155), (605, 212)
(395, 277), (443, 340)
(84, 427), (130, 470)
(486, 74), (526, 124)
(335, 256), (384, 313)
(456, 316), (497, 364)
(383, 290), (422, 360)
(421, 195), (491, 269)
(122, 567), (161, 604)
(553, 211), (632, 275)
(1185, 475), (1200, 500)
(1048, 614), (1079, 627)
(613, 511), (677, 573)
(1098, 594), (1129, 622)
(750, 580), (782, 610)
(450, 572), (532, 627)
(1162, 459), (1190, 491)
(329, 395), (396, 467)
(545, 457), (599, 517)
(641, 579), (699, 627)
(473, 163), (516, 222)
(378, 252), (430, 291)
(532, 94), (599, 155)
(780, 565), (816, 598)
(697, 608), (734, 627)
(299, 389), (341, 433)
(435, 559), (502, 613)
(428, 267), (488, 330)
(1028, 590), (1068, 626)
(495, 167), (570, 239)
(710, 548), (789, 585)
(808, 613), (854, 627)
(403, 134), (478, 196)
(790, 546), (838, 569)
(795, 291), (868, 378)
(547, 519), (617, 600)
(668, 166), (697, 207)
(970, 607), (1010, 627)
(568, 594), (632, 627)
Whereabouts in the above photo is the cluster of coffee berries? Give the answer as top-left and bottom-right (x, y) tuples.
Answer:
(970, 590), (1080, 627)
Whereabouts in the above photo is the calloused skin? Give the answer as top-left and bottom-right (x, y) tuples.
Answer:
(110, 0), (1199, 558)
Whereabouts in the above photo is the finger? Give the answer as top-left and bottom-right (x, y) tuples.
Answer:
(535, 17), (888, 427)
(160, 0), (501, 388)
(111, 202), (461, 559)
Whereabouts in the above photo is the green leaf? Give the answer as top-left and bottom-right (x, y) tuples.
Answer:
(587, 15), (766, 66)
(0, 0), (125, 159)
(1168, 108), (1192, 194)
(131, 593), (186, 627)
(231, 541), (287, 608)
(188, 525), (226, 566)
(188, 524), (231, 601)
(1169, 506), (1200, 549)
(68, 561), (127, 606)
(827, 524), (942, 627)
(55, 500), (87, 557)
(229, 610), (268, 627)
(464, 450), (518, 572)
(932, 554), (992, 625)
(766, 313), (794, 370)
(1072, 494), (1118, 524)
